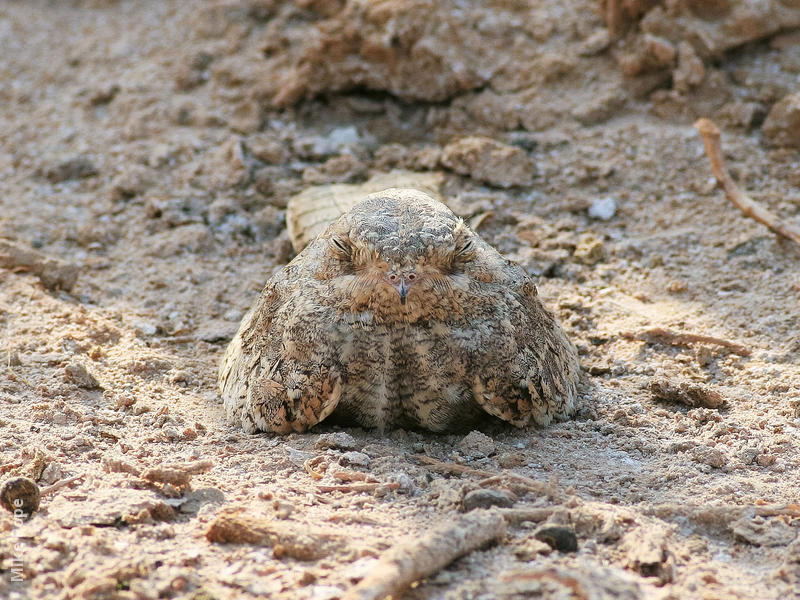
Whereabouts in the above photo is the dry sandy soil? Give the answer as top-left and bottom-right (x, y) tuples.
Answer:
(1, 1), (799, 599)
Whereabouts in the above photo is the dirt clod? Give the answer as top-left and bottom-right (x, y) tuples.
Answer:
(64, 361), (102, 389)
(533, 526), (578, 553)
(441, 137), (535, 188)
(463, 489), (515, 512)
(206, 509), (344, 560)
(648, 377), (724, 409)
(762, 93), (800, 147)
(1, 477), (41, 518)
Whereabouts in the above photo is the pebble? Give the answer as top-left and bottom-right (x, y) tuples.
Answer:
(573, 234), (606, 265)
(588, 196), (617, 221)
(43, 156), (98, 183)
(1, 477), (41, 518)
(133, 321), (158, 336)
(691, 445), (728, 469)
(0, 239), (80, 291)
(178, 487), (225, 514)
(340, 451), (371, 467)
(578, 28), (611, 56)
(534, 526), (578, 552)
(462, 488), (515, 511)
(459, 430), (496, 458)
(385, 472), (416, 494)
(513, 538), (552, 559)
(648, 378), (724, 409)
(64, 361), (102, 389)
(441, 136), (535, 188)
(762, 92), (800, 147)
(314, 432), (358, 451)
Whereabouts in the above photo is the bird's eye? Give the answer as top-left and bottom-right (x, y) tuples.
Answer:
(330, 235), (351, 257)
(455, 239), (475, 257)
(448, 238), (477, 275)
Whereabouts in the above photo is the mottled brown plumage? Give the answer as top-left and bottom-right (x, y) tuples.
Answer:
(219, 189), (580, 433)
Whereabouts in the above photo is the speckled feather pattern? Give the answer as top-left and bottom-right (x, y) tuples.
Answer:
(218, 189), (580, 433)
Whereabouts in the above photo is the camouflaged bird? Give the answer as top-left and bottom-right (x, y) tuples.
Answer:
(218, 188), (580, 433)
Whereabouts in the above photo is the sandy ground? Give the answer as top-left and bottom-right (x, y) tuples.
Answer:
(1, 1), (799, 599)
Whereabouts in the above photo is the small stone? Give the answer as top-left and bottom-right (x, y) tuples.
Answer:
(441, 136), (535, 188)
(732, 515), (797, 547)
(534, 526), (578, 552)
(229, 101), (262, 134)
(462, 488), (514, 511)
(44, 156), (98, 183)
(717, 101), (766, 130)
(40, 462), (64, 486)
(385, 472), (415, 494)
(88, 83), (120, 106)
(133, 321), (158, 336)
(672, 41), (705, 94)
(247, 136), (288, 165)
(196, 322), (238, 344)
(496, 452), (526, 468)
(302, 154), (367, 185)
(65, 361), (102, 389)
(314, 432), (358, 451)
(578, 28), (611, 56)
(458, 430), (496, 458)
(295, 126), (363, 159)
(588, 197), (617, 221)
(763, 93), (800, 147)
(755, 453), (776, 467)
(513, 537), (552, 559)
(179, 487), (225, 514)
(573, 234), (605, 265)
(340, 451), (370, 467)
(648, 378), (724, 409)
(691, 445), (728, 469)
(1, 477), (41, 518)
(572, 89), (627, 125)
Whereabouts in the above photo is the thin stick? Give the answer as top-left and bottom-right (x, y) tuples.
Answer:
(624, 327), (751, 357)
(317, 482), (400, 494)
(303, 456), (327, 480)
(642, 502), (800, 527)
(411, 455), (495, 478)
(695, 118), (800, 246)
(603, 0), (622, 39)
(497, 507), (557, 524)
(332, 471), (375, 483)
(41, 474), (84, 496)
(343, 510), (507, 600)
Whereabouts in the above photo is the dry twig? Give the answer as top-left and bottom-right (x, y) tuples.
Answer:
(303, 455), (328, 480)
(317, 482), (400, 494)
(343, 510), (506, 600)
(695, 118), (800, 246)
(497, 507), (558, 524)
(643, 502), (800, 529)
(411, 455), (495, 477)
(600, 0), (622, 39)
(624, 327), (751, 357)
(206, 508), (345, 560)
(41, 474), (84, 496)
(414, 456), (556, 498)
(0, 239), (80, 291)
(141, 459), (213, 487)
(332, 471), (375, 483)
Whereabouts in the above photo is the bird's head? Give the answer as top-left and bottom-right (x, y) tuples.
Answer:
(315, 189), (485, 323)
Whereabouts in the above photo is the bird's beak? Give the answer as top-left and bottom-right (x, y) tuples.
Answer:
(385, 272), (415, 305)
(398, 280), (408, 305)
